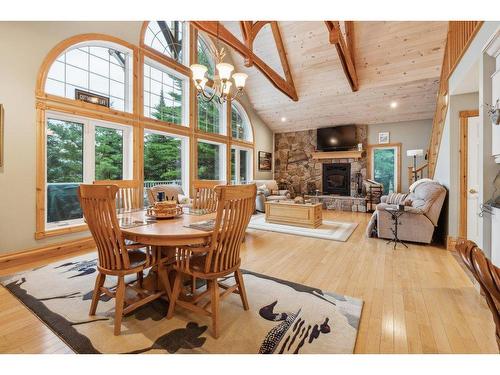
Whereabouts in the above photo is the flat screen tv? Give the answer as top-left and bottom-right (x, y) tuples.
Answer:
(317, 125), (357, 151)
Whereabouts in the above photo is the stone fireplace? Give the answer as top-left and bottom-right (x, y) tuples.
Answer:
(274, 126), (367, 197)
(323, 163), (351, 195)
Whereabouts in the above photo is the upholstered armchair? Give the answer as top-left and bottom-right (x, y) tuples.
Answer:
(374, 180), (446, 244)
(252, 179), (291, 212)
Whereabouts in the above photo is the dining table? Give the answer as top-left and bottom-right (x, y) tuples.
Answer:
(119, 207), (216, 247)
(117, 207), (217, 296)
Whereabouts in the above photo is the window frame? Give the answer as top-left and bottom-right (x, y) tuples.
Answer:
(143, 128), (190, 195)
(44, 111), (133, 231)
(196, 138), (227, 181)
(143, 57), (190, 127)
(44, 41), (134, 113)
(230, 145), (253, 184)
(143, 21), (190, 67)
(230, 100), (253, 142)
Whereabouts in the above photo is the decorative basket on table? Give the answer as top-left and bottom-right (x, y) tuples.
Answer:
(146, 200), (183, 219)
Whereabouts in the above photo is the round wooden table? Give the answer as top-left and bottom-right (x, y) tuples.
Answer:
(120, 209), (215, 247)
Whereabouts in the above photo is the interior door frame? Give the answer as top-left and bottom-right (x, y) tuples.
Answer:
(367, 142), (402, 193)
(459, 110), (479, 239)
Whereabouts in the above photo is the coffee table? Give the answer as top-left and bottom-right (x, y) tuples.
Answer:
(264, 201), (323, 228)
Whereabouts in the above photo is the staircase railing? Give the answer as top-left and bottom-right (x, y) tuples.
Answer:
(428, 21), (483, 178)
(408, 163), (429, 187)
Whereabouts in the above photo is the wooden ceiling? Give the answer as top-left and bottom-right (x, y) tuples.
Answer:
(221, 21), (448, 132)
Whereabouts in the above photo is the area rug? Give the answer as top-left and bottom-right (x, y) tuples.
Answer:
(248, 214), (358, 242)
(0, 254), (363, 354)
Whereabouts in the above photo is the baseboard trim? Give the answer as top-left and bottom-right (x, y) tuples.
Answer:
(0, 237), (95, 271)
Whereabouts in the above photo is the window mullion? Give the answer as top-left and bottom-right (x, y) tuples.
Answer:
(84, 120), (96, 183)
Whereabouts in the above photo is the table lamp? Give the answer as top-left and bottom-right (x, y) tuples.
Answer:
(407, 149), (424, 182)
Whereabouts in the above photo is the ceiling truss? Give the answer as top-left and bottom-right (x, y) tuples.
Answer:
(191, 21), (298, 101)
(325, 21), (358, 92)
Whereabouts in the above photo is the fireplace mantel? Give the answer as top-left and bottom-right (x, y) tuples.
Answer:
(311, 150), (365, 160)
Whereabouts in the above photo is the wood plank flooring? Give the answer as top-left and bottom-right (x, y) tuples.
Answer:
(0, 211), (497, 354)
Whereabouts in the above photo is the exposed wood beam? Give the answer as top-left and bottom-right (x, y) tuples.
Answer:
(270, 22), (295, 94)
(191, 21), (298, 101)
(324, 21), (358, 91)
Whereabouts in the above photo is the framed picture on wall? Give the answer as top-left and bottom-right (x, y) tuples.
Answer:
(258, 151), (272, 171)
(0, 104), (4, 167)
(378, 132), (390, 144)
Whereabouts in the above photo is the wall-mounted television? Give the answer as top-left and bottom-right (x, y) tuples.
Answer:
(317, 125), (357, 151)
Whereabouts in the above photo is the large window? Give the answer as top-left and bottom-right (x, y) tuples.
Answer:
(371, 145), (400, 194)
(231, 147), (252, 184)
(46, 113), (132, 228)
(143, 61), (187, 125)
(144, 21), (187, 65)
(45, 44), (132, 112)
(197, 140), (226, 180)
(231, 102), (252, 141)
(198, 95), (224, 134)
(144, 130), (189, 193)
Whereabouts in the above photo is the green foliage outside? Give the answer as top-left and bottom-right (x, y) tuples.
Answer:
(95, 127), (123, 180)
(373, 148), (395, 194)
(198, 142), (220, 180)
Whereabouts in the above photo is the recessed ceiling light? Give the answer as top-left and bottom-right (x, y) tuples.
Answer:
(281, 117), (287, 122)
(390, 101), (398, 109)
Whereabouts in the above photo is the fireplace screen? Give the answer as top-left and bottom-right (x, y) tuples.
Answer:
(323, 163), (351, 196)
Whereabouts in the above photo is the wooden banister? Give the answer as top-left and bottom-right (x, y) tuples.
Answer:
(428, 21), (483, 178)
(408, 163), (429, 187)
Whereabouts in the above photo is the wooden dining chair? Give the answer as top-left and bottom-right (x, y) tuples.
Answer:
(456, 240), (500, 350)
(78, 184), (171, 335)
(147, 184), (184, 205)
(93, 179), (141, 211)
(167, 183), (257, 338)
(191, 180), (225, 212)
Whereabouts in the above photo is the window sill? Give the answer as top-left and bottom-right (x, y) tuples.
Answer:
(35, 224), (89, 240)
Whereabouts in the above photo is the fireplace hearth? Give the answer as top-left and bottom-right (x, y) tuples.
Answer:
(323, 163), (351, 196)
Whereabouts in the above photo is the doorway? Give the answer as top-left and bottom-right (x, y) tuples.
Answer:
(368, 143), (402, 194)
(459, 110), (480, 242)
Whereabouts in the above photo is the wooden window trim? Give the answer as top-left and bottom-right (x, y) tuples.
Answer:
(366, 142), (402, 193)
(35, 26), (255, 240)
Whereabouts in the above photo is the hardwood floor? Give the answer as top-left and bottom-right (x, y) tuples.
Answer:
(0, 211), (497, 354)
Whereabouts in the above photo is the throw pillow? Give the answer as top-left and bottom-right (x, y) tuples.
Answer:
(386, 192), (408, 205)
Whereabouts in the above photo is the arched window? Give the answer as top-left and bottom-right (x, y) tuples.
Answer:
(231, 101), (253, 142)
(197, 34), (215, 79)
(144, 21), (187, 65)
(45, 42), (133, 112)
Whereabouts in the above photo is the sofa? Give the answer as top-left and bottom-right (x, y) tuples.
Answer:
(368, 179), (446, 244)
(252, 180), (291, 212)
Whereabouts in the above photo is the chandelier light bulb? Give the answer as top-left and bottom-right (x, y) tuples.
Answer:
(216, 62), (234, 81)
(232, 72), (248, 89)
(190, 64), (208, 81)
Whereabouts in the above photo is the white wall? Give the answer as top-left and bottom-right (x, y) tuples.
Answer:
(0, 22), (274, 253)
(367, 119), (433, 192)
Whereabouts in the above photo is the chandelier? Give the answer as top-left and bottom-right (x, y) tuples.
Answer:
(190, 25), (248, 104)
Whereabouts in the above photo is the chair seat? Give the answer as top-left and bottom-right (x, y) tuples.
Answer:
(128, 249), (149, 268)
(188, 252), (211, 273)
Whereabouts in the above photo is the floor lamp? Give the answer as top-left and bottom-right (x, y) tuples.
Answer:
(407, 149), (424, 182)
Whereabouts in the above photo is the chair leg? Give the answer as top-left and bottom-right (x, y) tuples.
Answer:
(234, 269), (249, 310)
(114, 276), (126, 336)
(191, 276), (197, 294)
(210, 279), (220, 339)
(167, 271), (182, 319)
(136, 271), (143, 288)
(157, 262), (172, 298)
(89, 272), (105, 316)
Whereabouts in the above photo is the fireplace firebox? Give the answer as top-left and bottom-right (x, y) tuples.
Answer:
(323, 163), (351, 196)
